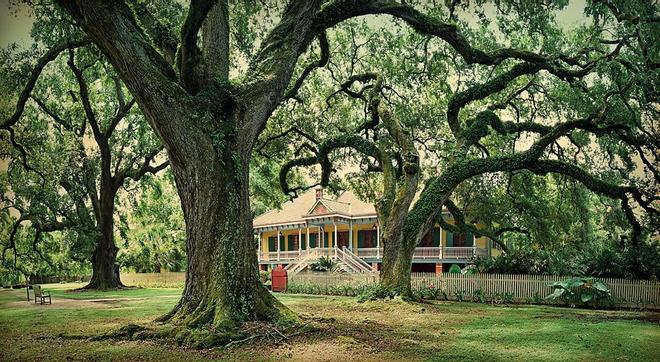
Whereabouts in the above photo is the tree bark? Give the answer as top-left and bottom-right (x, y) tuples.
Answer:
(85, 224), (122, 289)
(54, 0), (312, 332)
(158, 126), (291, 329)
(379, 236), (414, 295)
(83, 169), (123, 289)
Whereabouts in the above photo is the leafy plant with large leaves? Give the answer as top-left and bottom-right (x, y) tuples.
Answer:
(546, 277), (612, 307)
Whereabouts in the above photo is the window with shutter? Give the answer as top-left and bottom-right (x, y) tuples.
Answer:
(287, 234), (298, 251)
(357, 230), (364, 248)
(432, 227), (441, 247)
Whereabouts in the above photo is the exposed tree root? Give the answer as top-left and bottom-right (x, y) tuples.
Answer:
(53, 320), (316, 350)
(73, 284), (134, 292)
(222, 321), (313, 350)
(357, 284), (418, 303)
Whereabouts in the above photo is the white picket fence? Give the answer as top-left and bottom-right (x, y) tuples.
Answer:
(287, 272), (660, 309)
(288, 272), (378, 287)
(411, 273), (660, 307)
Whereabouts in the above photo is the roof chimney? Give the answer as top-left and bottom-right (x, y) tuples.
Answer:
(315, 186), (323, 200)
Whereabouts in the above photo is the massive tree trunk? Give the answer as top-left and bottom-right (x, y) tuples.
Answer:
(55, 0), (316, 333)
(379, 233), (415, 296)
(83, 140), (123, 289)
(158, 120), (291, 330)
(86, 216), (122, 289)
(369, 101), (422, 298)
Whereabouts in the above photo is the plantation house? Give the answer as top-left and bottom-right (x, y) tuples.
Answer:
(255, 187), (501, 273)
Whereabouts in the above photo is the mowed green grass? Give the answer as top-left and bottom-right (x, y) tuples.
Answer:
(0, 283), (658, 361)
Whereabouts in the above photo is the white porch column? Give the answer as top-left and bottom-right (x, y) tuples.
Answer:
(306, 227), (310, 250)
(333, 221), (338, 258)
(376, 223), (381, 258)
(439, 226), (443, 259)
(258, 232), (261, 261)
(349, 220), (353, 252)
(277, 230), (281, 261)
(298, 228), (302, 254)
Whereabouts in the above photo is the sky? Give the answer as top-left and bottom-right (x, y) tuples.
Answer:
(0, 0), (32, 48)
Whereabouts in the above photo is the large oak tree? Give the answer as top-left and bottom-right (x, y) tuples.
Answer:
(1, 0), (657, 341)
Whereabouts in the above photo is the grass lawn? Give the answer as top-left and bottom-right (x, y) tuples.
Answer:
(0, 283), (658, 361)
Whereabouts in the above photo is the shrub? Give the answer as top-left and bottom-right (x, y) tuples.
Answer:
(546, 277), (612, 307)
(286, 282), (375, 298)
(358, 284), (398, 302)
(259, 270), (271, 284)
(414, 284), (447, 300)
(448, 264), (462, 274)
(472, 289), (486, 303)
(309, 256), (342, 272)
(455, 290), (466, 302)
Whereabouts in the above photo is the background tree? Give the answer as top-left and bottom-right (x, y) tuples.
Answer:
(274, 1), (658, 295)
(1, 38), (168, 289)
(117, 172), (186, 274)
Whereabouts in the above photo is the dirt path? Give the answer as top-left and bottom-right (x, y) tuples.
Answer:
(2, 289), (176, 309)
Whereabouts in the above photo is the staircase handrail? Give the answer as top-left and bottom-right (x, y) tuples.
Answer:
(342, 246), (376, 272)
(286, 248), (323, 275)
(337, 247), (375, 273)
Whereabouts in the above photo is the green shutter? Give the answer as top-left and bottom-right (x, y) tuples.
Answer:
(287, 235), (296, 250)
(301, 234), (306, 250)
(309, 234), (317, 248)
(466, 232), (474, 247)
(446, 231), (454, 247)
(357, 230), (364, 248)
(268, 237), (276, 251)
(324, 232), (330, 248)
(432, 227), (441, 247)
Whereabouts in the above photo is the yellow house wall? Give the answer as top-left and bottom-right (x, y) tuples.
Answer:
(438, 219), (489, 250)
(259, 223), (377, 252)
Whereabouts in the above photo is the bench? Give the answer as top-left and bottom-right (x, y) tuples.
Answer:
(33, 285), (52, 305)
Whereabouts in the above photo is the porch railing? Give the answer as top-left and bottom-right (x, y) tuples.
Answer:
(442, 247), (488, 259)
(258, 250), (301, 261)
(354, 247), (382, 258)
(413, 247), (442, 259)
(258, 246), (489, 261)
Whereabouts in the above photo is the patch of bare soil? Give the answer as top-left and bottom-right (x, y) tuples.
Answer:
(7, 297), (108, 309)
(4, 289), (149, 309)
(87, 297), (146, 304)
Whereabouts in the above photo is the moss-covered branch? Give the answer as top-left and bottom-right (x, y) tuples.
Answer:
(178, 0), (217, 93)
(440, 199), (517, 252)
(126, 0), (178, 64)
(284, 32), (330, 101)
(279, 134), (381, 197)
(314, 1), (616, 71)
(202, 0), (229, 82)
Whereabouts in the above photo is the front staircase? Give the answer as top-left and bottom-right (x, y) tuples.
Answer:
(285, 247), (377, 275)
